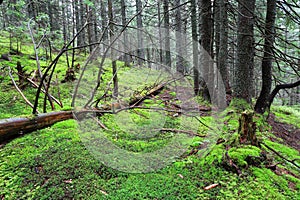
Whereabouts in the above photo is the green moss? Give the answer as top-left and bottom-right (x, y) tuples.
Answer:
(61, 106), (73, 111)
(263, 140), (300, 160)
(251, 167), (297, 198)
(285, 174), (300, 190)
(229, 98), (252, 111)
(228, 146), (261, 167)
(200, 145), (225, 165)
(271, 105), (300, 128)
(169, 91), (176, 97)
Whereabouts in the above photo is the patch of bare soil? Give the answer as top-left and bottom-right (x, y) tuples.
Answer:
(267, 113), (300, 152)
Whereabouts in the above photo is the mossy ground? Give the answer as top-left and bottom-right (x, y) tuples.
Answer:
(271, 105), (300, 129)
(0, 32), (299, 199)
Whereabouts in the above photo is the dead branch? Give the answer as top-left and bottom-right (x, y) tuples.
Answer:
(261, 142), (300, 169)
(32, 20), (89, 114)
(194, 117), (215, 131)
(92, 117), (108, 130)
(8, 67), (37, 112)
(158, 128), (206, 137)
(28, 20), (55, 111)
(22, 75), (62, 108)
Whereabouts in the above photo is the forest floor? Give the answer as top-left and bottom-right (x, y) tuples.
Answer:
(0, 33), (299, 199)
(268, 113), (300, 151)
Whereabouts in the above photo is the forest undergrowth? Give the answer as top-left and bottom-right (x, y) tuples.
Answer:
(0, 33), (299, 199)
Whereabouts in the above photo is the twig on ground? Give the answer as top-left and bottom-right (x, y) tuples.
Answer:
(261, 142), (300, 169)
(194, 116), (215, 131)
(158, 128), (206, 137)
(92, 117), (108, 130)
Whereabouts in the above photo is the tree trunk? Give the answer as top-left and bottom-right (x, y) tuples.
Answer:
(101, 1), (108, 42)
(191, 0), (199, 95)
(234, 0), (256, 102)
(157, 0), (163, 63)
(108, 0), (118, 98)
(86, 4), (93, 53)
(217, 0), (231, 94)
(163, 0), (171, 68)
(255, 0), (277, 113)
(136, 0), (144, 66)
(62, 0), (70, 70)
(214, 0), (220, 68)
(121, 0), (130, 66)
(175, 0), (184, 74)
(0, 111), (74, 142)
(79, 0), (86, 50)
(71, 0), (76, 69)
(48, 1), (54, 32)
(199, 0), (213, 101)
(74, 0), (82, 46)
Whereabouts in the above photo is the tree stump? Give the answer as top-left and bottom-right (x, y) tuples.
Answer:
(61, 68), (76, 83)
(16, 61), (26, 87)
(238, 110), (259, 146)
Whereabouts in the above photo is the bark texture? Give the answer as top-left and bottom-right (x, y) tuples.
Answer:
(199, 0), (213, 101)
(191, 0), (199, 95)
(255, 0), (277, 113)
(136, 0), (144, 65)
(238, 111), (258, 146)
(163, 0), (171, 68)
(217, 0), (231, 94)
(234, 0), (256, 102)
(0, 111), (74, 142)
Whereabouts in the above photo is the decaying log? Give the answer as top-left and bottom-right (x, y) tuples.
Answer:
(0, 111), (74, 142)
(129, 84), (165, 106)
(0, 109), (117, 142)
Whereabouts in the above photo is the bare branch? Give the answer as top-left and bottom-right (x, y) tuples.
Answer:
(8, 67), (38, 113)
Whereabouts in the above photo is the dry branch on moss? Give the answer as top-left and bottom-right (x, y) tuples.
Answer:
(129, 83), (165, 106)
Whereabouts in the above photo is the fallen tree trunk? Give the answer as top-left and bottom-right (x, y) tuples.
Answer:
(129, 84), (165, 106)
(0, 111), (74, 142)
(0, 108), (124, 142)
